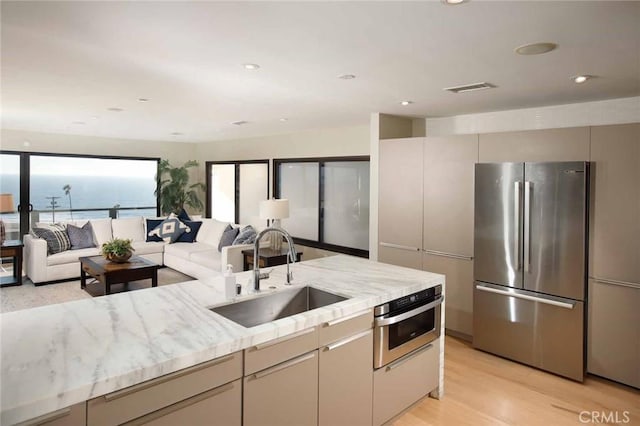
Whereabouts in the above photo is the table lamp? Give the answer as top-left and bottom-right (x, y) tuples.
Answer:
(0, 193), (16, 245)
(259, 198), (290, 251)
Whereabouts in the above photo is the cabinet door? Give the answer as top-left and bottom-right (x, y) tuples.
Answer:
(479, 127), (590, 162)
(319, 330), (373, 426)
(124, 379), (241, 426)
(588, 279), (640, 388)
(244, 350), (319, 426)
(590, 123), (640, 283)
(423, 134), (478, 256)
(423, 253), (473, 337)
(373, 340), (440, 426)
(378, 137), (424, 268)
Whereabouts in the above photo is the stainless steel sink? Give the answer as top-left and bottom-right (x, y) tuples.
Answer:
(210, 286), (349, 328)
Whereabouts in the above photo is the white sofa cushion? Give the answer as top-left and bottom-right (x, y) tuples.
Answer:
(164, 242), (214, 261)
(196, 218), (229, 246)
(90, 218), (113, 246)
(131, 241), (166, 255)
(47, 247), (101, 266)
(190, 250), (222, 272)
(112, 217), (145, 242)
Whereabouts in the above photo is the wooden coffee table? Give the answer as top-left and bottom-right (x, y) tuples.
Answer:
(80, 255), (159, 296)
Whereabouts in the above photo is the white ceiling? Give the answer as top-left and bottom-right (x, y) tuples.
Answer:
(2, 1), (639, 143)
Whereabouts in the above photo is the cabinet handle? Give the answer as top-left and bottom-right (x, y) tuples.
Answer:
(252, 328), (315, 351)
(323, 310), (370, 327)
(375, 297), (443, 327)
(422, 250), (473, 261)
(252, 352), (316, 380)
(104, 354), (236, 401)
(593, 277), (640, 290)
(124, 382), (236, 426)
(385, 344), (433, 372)
(380, 242), (421, 252)
(18, 407), (71, 426)
(324, 330), (371, 352)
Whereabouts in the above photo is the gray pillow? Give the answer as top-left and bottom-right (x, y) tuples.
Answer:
(218, 224), (239, 252)
(232, 225), (257, 245)
(32, 224), (71, 254)
(67, 222), (96, 250)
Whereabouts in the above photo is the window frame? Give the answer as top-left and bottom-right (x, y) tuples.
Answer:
(274, 155), (370, 258)
(205, 159), (270, 224)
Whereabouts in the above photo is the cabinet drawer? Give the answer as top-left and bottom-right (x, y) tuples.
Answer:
(373, 340), (439, 426)
(124, 379), (241, 426)
(88, 351), (242, 426)
(319, 309), (373, 346)
(17, 402), (86, 426)
(245, 327), (318, 375)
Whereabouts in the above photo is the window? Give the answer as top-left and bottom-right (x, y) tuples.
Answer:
(29, 154), (158, 223)
(275, 157), (370, 257)
(206, 160), (269, 230)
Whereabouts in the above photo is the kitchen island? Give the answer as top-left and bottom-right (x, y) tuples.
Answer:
(0, 255), (445, 425)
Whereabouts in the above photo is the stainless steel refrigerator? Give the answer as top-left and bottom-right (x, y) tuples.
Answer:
(473, 161), (589, 382)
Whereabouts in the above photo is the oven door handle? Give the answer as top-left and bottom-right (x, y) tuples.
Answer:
(374, 296), (443, 327)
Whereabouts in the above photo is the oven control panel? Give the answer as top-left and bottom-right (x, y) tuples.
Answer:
(376, 284), (442, 316)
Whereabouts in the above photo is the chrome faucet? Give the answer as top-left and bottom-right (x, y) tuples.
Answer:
(253, 227), (297, 292)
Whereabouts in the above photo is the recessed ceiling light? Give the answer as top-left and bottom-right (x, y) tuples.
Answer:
(400, 101), (413, 106)
(338, 74), (356, 80)
(279, 118), (288, 122)
(444, 82), (495, 93)
(231, 120), (248, 126)
(515, 42), (558, 55)
(243, 63), (260, 70)
(441, 0), (467, 4)
(170, 132), (183, 136)
(572, 75), (592, 84)
(138, 98), (150, 102)
(107, 107), (124, 112)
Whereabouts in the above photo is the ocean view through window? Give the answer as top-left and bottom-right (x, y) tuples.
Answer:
(0, 153), (159, 237)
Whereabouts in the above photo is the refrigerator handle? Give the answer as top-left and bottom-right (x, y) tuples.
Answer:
(524, 181), (531, 273)
(514, 181), (521, 271)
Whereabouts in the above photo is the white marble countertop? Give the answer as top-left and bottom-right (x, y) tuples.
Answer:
(0, 255), (445, 425)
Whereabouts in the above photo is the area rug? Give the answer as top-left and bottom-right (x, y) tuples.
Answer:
(0, 268), (194, 313)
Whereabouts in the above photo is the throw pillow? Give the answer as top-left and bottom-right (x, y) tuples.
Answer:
(32, 224), (71, 254)
(67, 222), (96, 250)
(177, 209), (191, 222)
(176, 220), (203, 243)
(232, 225), (257, 245)
(145, 218), (164, 242)
(218, 224), (239, 252)
(148, 213), (191, 243)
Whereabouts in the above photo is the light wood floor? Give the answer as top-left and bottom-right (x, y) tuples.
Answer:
(395, 336), (639, 425)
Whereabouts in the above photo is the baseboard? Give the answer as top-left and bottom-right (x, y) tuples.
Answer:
(445, 328), (472, 342)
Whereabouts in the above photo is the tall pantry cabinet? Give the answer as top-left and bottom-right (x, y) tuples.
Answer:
(378, 135), (478, 337)
(588, 123), (640, 388)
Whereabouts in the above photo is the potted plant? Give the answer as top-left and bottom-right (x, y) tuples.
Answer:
(155, 160), (206, 216)
(101, 238), (135, 263)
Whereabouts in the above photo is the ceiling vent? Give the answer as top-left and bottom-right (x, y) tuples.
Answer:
(443, 82), (495, 93)
(231, 120), (248, 126)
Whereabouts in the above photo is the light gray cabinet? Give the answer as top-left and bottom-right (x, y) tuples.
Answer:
(587, 123), (640, 387)
(319, 311), (373, 426)
(244, 350), (319, 426)
(87, 352), (242, 426)
(589, 123), (640, 283)
(588, 279), (640, 388)
(378, 137), (424, 270)
(372, 339), (440, 426)
(478, 127), (590, 162)
(16, 403), (86, 426)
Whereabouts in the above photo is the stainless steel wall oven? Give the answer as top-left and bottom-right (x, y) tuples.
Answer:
(373, 285), (443, 369)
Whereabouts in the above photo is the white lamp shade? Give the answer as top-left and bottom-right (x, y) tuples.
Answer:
(260, 198), (289, 220)
(0, 193), (15, 214)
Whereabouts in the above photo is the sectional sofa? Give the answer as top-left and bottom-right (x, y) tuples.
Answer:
(24, 216), (261, 285)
